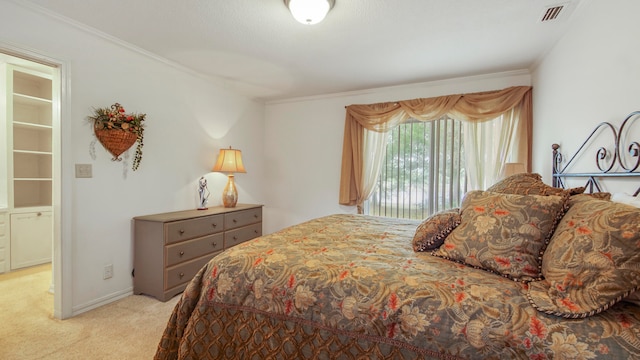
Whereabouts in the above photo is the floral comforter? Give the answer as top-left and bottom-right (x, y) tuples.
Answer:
(155, 214), (640, 360)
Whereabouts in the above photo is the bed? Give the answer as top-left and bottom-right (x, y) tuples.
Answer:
(155, 112), (640, 360)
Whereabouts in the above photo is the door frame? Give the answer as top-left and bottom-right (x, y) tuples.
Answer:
(0, 42), (71, 319)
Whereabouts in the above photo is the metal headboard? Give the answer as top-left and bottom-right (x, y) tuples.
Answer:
(552, 111), (640, 196)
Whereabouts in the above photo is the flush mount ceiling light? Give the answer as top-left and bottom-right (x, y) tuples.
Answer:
(284, 0), (335, 25)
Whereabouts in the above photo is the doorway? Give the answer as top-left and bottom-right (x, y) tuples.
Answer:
(0, 47), (64, 318)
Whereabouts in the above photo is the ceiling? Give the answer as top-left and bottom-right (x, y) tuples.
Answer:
(20, 0), (583, 101)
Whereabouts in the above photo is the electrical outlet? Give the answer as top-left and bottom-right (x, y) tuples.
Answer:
(103, 264), (113, 279)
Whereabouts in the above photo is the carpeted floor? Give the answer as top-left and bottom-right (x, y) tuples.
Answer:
(0, 264), (180, 359)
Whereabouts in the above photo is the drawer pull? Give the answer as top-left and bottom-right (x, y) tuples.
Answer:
(179, 272), (185, 279)
(254, 214), (258, 218)
(179, 229), (185, 235)
(233, 236), (238, 240)
(254, 230), (259, 234)
(179, 251), (185, 257)
(212, 223), (218, 228)
(232, 219), (237, 223)
(212, 242), (217, 247)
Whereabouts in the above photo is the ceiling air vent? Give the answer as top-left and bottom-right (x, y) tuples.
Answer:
(540, 5), (565, 22)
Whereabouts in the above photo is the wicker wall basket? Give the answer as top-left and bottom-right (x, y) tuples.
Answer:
(94, 126), (137, 161)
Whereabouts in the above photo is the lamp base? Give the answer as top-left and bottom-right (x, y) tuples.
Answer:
(222, 174), (238, 208)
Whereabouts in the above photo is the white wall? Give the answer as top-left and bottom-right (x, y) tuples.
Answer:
(0, 1), (265, 316)
(532, 0), (640, 192)
(264, 71), (531, 233)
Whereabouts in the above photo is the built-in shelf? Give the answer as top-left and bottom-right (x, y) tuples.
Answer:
(6, 66), (53, 210)
(13, 150), (52, 155)
(13, 121), (52, 130)
(13, 179), (53, 183)
(13, 179), (52, 208)
(1, 62), (57, 273)
(14, 93), (52, 106)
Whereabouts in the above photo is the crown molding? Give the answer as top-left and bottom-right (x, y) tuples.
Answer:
(266, 69), (532, 105)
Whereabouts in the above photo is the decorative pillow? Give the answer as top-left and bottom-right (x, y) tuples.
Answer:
(527, 198), (640, 318)
(412, 208), (461, 252)
(610, 193), (640, 305)
(486, 172), (586, 198)
(433, 191), (567, 281)
(486, 173), (567, 196)
(625, 292), (640, 307)
(567, 186), (587, 195)
(569, 192), (611, 206)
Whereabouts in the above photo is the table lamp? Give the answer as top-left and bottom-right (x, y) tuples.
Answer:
(212, 146), (246, 207)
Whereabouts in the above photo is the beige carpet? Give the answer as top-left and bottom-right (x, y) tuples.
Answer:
(0, 264), (180, 359)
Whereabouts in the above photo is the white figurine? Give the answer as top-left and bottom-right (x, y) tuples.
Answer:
(197, 176), (210, 210)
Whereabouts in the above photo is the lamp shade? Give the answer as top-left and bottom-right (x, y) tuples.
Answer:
(212, 147), (246, 174)
(285, 0), (334, 25)
(503, 162), (526, 178)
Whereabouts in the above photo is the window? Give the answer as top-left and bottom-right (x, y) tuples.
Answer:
(365, 116), (467, 219)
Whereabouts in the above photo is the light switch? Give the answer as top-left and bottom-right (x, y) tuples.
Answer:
(75, 164), (93, 178)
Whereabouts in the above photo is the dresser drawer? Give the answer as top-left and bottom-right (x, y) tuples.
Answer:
(166, 214), (223, 244)
(225, 222), (262, 248)
(165, 233), (223, 267)
(225, 207), (262, 230)
(165, 253), (217, 290)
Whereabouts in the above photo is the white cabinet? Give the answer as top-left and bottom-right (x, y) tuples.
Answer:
(10, 211), (52, 270)
(1, 64), (54, 271)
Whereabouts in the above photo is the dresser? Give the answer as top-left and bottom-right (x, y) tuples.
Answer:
(133, 204), (262, 301)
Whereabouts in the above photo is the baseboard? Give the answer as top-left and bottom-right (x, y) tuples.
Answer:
(71, 287), (133, 316)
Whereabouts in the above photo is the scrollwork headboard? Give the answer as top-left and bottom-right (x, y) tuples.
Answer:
(552, 111), (640, 196)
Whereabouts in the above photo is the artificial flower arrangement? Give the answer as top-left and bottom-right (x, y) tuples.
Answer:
(87, 102), (146, 171)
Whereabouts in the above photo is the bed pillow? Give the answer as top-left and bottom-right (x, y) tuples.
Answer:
(612, 192), (640, 207)
(412, 208), (461, 252)
(527, 198), (640, 318)
(433, 191), (567, 282)
(486, 172), (583, 197)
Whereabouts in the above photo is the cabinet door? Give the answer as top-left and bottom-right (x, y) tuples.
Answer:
(10, 211), (52, 270)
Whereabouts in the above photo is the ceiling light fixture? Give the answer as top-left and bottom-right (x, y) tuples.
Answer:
(284, 0), (335, 25)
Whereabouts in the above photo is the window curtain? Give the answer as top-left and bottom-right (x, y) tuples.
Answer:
(339, 86), (532, 212)
(463, 107), (520, 190)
